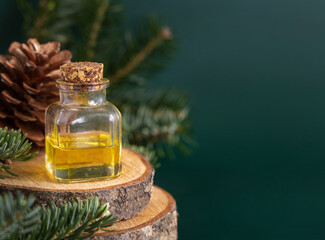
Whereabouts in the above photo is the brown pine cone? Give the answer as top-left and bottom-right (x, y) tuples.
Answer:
(0, 38), (72, 146)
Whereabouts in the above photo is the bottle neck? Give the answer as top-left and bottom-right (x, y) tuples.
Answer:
(59, 89), (107, 106)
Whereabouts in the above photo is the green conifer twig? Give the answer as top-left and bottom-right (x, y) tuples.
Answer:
(0, 191), (117, 240)
(0, 127), (38, 179)
(109, 26), (172, 83)
(85, 0), (110, 60)
(26, 0), (52, 39)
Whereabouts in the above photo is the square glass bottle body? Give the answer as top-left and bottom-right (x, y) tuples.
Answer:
(45, 83), (122, 183)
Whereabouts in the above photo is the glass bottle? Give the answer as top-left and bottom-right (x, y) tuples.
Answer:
(45, 62), (122, 183)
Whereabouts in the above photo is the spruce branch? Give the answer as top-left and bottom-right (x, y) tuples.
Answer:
(122, 105), (192, 159)
(0, 191), (117, 240)
(0, 191), (41, 240)
(118, 88), (195, 163)
(16, 0), (36, 36)
(85, 0), (110, 60)
(70, 0), (124, 61)
(27, 0), (49, 39)
(109, 26), (172, 84)
(17, 0), (82, 46)
(0, 127), (37, 179)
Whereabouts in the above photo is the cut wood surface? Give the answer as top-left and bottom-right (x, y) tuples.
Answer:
(0, 148), (154, 220)
(92, 186), (178, 240)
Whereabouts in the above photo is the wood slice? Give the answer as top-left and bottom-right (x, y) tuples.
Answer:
(0, 148), (154, 221)
(92, 186), (178, 240)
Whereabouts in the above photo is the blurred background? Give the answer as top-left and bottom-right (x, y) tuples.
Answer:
(2, 0), (325, 239)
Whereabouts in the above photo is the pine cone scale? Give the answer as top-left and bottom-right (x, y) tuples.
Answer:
(0, 112), (7, 119)
(14, 120), (44, 142)
(8, 42), (21, 53)
(2, 90), (23, 105)
(12, 108), (37, 122)
(45, 69), (61, 80)
(1, 73), (25, 94)
(6, 61), (31, 83)
(0, 61), (16, 80)
(49, 50), (72, 69)
(30, 110), (45, 125)
(27, 96), (51, 111)
(27, 39), (41, 52)
(10, 48), (29, 68)
(22, 82), (41, 95)
(21, 43), (36, 63)
(41, 42), (60, 57)
(8, 59), (24, 73)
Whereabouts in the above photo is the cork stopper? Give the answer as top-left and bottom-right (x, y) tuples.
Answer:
(60, 62), (103, 84)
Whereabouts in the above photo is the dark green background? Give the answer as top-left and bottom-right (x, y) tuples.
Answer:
(2, 0), (325, 239)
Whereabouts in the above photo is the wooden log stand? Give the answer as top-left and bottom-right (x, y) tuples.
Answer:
(92, 186), (177, 240)
(0, 148), (154, 220)
(0, 148), (178, 239)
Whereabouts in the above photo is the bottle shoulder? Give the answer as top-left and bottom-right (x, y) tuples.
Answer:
(105, 101), (121, 116)
(46, 102), (61, 114)
(46, 101), (121, 124)
(47, 101), (120, 111)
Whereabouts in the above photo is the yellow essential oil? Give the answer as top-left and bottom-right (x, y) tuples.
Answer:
(45, 132), (121, 182)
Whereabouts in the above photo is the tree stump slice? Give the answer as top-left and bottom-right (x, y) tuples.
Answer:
(92, 186), (177, 240)
(0, 148), (154, 221)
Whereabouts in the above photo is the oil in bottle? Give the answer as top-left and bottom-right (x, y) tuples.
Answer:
(45, 131), (121, 182)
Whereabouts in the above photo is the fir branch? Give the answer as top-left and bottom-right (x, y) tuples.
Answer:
(26, 0), (52, 40)
(71, 0), (124, 61)
(16, 0), (35, 36)
(119, 88), (194, 162)
(0, 191), (117, 240)
(85, 0), (110, 61)
(0, 127), (37, 179)
(17, 0), (82, 46)
(109, 26), (172, 84)
(0, 191), (41, 240)
(108, 85), (194, 164)
(122, 105), (191, 157)
(27, 0), (51, 37)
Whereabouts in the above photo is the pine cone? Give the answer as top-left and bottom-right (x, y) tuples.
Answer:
(0, 38), (72, 146)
